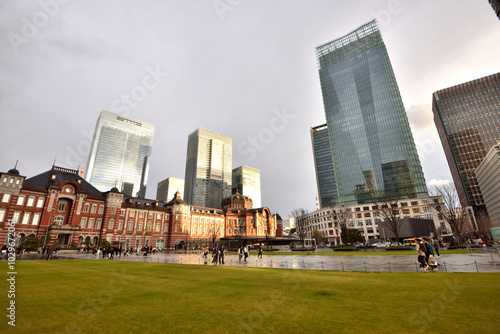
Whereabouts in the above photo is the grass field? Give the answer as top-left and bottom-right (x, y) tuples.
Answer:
(2, 260), (499, 334)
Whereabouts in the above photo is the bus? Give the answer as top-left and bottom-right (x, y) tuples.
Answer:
(441, 234), (456, 246)
(403, 238), (417, 247)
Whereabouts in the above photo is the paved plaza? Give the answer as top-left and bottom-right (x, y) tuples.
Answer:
(9, 248), (500, 273)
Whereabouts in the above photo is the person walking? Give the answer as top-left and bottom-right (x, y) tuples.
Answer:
(238, 246), (243, 262)
(258, 246), (263, 258)
(432, 237), (440, 256)
(422, 237), (435, 266)
(219, 245), (225, 264)
(415, 238), (427, 269)
(212, 245), (219, 264)
(243, 245), (249, 261)
(46, 247), (53, 260)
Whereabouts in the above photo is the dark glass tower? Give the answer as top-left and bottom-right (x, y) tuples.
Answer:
(311, 124), (338, 208)
(315, 20), (428, 205)
(432, 72), (500, 213)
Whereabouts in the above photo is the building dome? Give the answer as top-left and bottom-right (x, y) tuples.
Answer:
(110, 187), (120, 193)
(222, 192), (252, 204)
(7, 168), (20, 176)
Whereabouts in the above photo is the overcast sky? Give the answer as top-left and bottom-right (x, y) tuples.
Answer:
(1, 0), (499, 217)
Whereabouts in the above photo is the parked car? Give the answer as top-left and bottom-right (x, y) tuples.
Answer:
(372, 242), (388, 247)
(353, 242), (364, 247)
(390, 242), (403, 247)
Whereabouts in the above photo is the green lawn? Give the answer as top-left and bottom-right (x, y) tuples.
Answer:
(2, 260), (499, 333)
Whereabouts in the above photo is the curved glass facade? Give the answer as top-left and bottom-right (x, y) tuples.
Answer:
(316, 20), (428, 205)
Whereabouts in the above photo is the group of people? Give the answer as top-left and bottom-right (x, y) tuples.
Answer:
(237, 245), (250, 261)
(203, 244), (226, 264)
(201, 244), (264, 264)
(416, 237), (438, 269)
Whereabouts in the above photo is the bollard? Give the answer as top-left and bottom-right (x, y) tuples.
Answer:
(475, 260), (479, 273)
(388, 262), (391, 273)
(286, 260), (288, 269)
(341, 261), (344, 271)
(303, 260), (305, 269)
(181, 258), (182, 265)
(443, 261), (447, 272)
(271, 260), (272, 268)
(415, 262), (419, 272)
(322, 261), (324, 271)
(364, 262), (367, 272)
(490, 249), (495, 263)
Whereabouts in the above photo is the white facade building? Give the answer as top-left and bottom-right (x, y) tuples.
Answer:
(476, 142), (500, 227)
(296, 196), (450, 245)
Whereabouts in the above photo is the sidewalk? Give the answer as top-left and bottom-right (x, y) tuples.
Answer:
(20, 249), (500, 273)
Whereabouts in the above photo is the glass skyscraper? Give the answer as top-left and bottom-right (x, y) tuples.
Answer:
(184, 128), (232, 209)
(311, 124), (338, 208)
(86, 110), (154, 197)
(315, 20), (428, 205)
(232, 166), (262, 208)
(432, 73), (500, 212)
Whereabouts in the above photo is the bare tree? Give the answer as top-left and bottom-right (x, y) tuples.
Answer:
(429, 184), (468, 243)
(475, 211), (493, 238)
(375, 198), (405, 244)
(290, 208), (308, 247)
(333, 206), (351, 245)
(209, 226), (220, 248)
(257, 218), (271, 249)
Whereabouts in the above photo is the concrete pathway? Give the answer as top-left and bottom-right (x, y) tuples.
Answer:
(17, 249), (500, 273)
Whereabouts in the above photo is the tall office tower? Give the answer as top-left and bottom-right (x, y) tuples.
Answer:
(156, 177), (185, 202)
(315, 20), (428, 205)
(232, 166), (262, 208)
(184, 128), (232, 209)
(86, 110), (154, 198)
(489, 0), (500, 20)
(432, 73), (500, 213)
(311, 124), (338, 208)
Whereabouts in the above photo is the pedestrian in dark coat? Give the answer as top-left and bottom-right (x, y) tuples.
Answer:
(432, 237), (440, 256)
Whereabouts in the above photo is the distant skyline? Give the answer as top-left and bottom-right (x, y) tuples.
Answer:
(1, 1), (499, 217)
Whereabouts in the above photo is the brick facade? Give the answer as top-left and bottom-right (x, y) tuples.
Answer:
(0, 166), (281, 250)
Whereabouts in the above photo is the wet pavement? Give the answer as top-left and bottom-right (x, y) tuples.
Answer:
(8, 248), (500, 273)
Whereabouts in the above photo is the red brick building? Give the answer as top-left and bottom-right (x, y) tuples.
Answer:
(0, 166), (281, 249)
